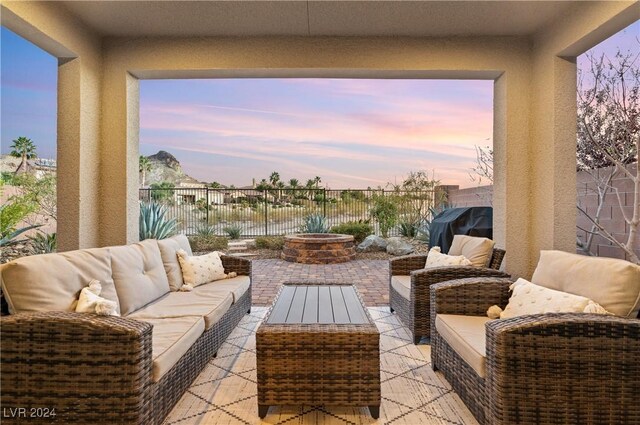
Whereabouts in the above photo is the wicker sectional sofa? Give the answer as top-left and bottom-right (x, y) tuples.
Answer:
(0, 235), (251, 425)
(430, 251), (640, 424)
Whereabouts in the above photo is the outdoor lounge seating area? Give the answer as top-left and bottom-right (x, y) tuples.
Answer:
(2, 234), (639, 424)
(2, 1), (640, 424)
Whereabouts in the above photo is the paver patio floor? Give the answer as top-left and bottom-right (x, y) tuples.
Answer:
(251, 259), (389, 307)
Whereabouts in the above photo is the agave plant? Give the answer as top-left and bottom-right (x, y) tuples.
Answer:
(139, 201), (178, 240)
(223, 224), (242, 239)
(300, 213), (328, 233)
(194, 222), (216, 236)
(28, 232), (57, 254)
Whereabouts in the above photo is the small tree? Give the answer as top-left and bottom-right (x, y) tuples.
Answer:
(369, 195), (398, 238)
(577, 46), (639, 264)
(10, 136), (37, 174)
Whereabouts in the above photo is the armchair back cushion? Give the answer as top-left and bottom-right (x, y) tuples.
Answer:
(157, 234), (193, 291)
(448, 235), (495, 268)
(110, 239), (171, 315)
(0, 248), (119, 314)
(531, 250), (640, 318)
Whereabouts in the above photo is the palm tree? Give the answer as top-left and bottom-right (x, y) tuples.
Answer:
(269, 171), (280, 187)
(139, 155), (151, 187)
(305, 179), (315, 200)
(288, 178), (300, 198)
(10, 136), (37, 174)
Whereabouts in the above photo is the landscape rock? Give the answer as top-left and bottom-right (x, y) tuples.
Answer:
(386, 237), (415, 256)
(357, 235), (388, 252)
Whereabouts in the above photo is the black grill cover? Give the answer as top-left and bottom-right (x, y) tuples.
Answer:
(429, 207), (493, 253)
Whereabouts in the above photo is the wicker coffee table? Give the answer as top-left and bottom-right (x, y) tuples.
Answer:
(256, 283), (381, 418)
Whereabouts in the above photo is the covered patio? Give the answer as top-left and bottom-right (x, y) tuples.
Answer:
(1, 1), (638, 424)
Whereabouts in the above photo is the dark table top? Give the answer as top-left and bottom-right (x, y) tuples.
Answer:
(266, 285), (369, 325)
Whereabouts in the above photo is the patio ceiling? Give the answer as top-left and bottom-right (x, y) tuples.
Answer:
(60, 0), (578, 38)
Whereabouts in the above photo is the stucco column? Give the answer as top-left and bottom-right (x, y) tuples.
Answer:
(529, 54), (577, 270)
(100, 71), (140, 246)
(493, 71), (534, 278)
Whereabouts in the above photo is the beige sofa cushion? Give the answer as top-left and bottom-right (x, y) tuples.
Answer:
(157, 235), (193, 291)
(1, 248), (119, 314)
(531, 250), (640, 318)
(129, 289), (233, 330)
(449, 235), (495, 268)
(391, 275), (411, 300)
(435, 314), (491, 378)
(136, 316), (204, 382)
(110, 239), (170, 315)
(193, 276), (250, 303)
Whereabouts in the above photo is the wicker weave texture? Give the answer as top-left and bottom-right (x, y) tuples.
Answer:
(1, 313), (154, 424)
(256, 284), (380, 411)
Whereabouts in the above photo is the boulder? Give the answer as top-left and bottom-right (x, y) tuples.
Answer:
(356, 235), (388, 252)
(386, 237), (415, 256)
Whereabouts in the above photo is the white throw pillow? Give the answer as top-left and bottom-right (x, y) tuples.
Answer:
(75, 280), (119, 316)
(425, 246), (473, 269)
(177, 249), (229, 288)
(497, 278), (611, 319)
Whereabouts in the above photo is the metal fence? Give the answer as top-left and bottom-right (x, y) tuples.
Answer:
(139, 187), (438, 238)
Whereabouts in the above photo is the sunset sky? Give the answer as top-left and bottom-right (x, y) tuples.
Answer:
(1, 21), (638, 188)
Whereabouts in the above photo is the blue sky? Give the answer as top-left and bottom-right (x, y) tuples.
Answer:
(1, 21), (638, 188)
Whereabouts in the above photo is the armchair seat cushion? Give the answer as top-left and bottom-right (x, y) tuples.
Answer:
(129, 288), (233, 330)
(136, 316), (204, 382)
(391, 275), (411, 300)
(435, 314), (491, 378)
(193, 276), (250, 303)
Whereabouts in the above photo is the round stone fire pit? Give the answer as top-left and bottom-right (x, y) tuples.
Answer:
(282, 233), (356, 264)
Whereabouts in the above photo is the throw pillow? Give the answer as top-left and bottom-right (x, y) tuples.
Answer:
(425, 246), (473, 269)
(492, 278), (611, 319)
(75, 280), (119, 316)
(177, 249), (235, 288)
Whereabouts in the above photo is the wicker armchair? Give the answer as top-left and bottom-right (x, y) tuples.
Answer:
(430, 277), (640, 425)
(389, 248), (507, 344)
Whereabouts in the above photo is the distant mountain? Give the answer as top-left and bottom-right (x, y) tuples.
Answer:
(143, 150), (203, 187)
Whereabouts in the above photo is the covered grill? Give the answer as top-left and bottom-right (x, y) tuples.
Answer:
(428, 207), (493, 253)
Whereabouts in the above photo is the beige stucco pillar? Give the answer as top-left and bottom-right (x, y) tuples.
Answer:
(528, 54), (578, 270)
(100, 71), (140, 246)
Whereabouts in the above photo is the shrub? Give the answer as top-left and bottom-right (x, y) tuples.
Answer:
(139, 201), (177, 240)
(330, 220), (373, 244)
(369, 195), (398, 238)
(255, 236), (285, 250)
(188, 235), (228, 252)
(223, 224), (242, 239)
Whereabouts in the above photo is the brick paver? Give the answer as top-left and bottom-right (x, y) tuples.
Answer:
(251, 259), (389, 307)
